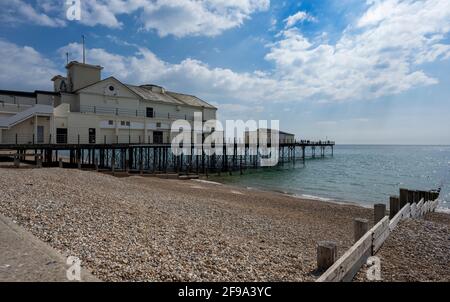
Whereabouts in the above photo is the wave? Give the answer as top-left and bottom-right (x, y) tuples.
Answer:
(436, 206), (450, 214)
(300, 194), (333, 202)
(193, 179), (223, 185)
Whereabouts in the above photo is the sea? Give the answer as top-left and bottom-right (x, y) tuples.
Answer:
(210, 145), (450, 211)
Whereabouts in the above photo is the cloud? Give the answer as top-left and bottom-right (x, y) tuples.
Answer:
(316, 120), (338, 126)
(216, 103), (265, 121)
(138, 0), (271, 37)
(2, 0), (270, 37)
(58, 42), (277, 103)
(349, 118), (370, 123)
(0, 40), (60, 90)
(315, 118), (370, 127)
(284, 11), (316, 28)
(0, 0), (66, 27)
(269, 17), (277, 31)
(266, 0), (450, 101)
(220, 103), (264, 113)
(2, 0), (450, 106)
(77, 0), (126, 28)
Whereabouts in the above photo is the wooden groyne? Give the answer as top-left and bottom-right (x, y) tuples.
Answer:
(0, 140), (335, 175)
(315, 187), (441, 282)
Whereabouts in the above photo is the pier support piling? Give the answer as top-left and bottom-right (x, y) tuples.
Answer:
(14, 154), (20, 168)
(35, 155), (42, 168)
(1, 140), (335, 175)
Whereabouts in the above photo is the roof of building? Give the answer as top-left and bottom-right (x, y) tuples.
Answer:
(126, 84), (217, 109)
(0, 90), (59, 98)
(66, 61), (103, 70)
(248, 128), (295, 136)
(126, 85), (183, 105)
(166, 91), (216, 109)
(35, 90), (60, 96)
(278, 130), (295, 136)
(51, 75), (66, 81)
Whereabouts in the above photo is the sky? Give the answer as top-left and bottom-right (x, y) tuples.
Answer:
(0, 0), (449, 144)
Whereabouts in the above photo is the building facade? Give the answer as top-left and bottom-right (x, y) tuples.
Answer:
(0, 61), (217, 145)
(245, 128), (296, 145)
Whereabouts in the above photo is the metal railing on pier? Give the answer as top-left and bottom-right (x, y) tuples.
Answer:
(1, 132), (336, 147)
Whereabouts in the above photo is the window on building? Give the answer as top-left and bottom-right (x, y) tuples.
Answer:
(126, 121), (130, 126)
(108, 120), (114, 125)
(146, 107), (154, 118)
(156, 122), (161, 128)
(121, 121), (125, 126)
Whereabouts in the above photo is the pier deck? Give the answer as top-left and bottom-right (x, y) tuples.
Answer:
(0, 141), (335, 175)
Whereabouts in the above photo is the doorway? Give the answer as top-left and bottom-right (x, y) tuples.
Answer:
(89, 128), (96, 144)
(153, 131), (163, 144)
(56, 128), (68, 144)
(37, 126), (44, 144)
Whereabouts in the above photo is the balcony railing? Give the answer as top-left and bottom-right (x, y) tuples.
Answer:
(0, 102), (33, 113)
(79, 105), (194, 121)
(1, 133), (48, 145)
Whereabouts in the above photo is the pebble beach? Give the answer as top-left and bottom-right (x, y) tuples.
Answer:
(0, 168), (448, 282)
(354, 213), (450, 282)
(0, 168), (374, 281)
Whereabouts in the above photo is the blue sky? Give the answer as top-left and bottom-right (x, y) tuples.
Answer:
(0, 0), (449, 144)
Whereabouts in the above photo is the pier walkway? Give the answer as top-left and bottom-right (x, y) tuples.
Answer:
(0, 141), (335, 175)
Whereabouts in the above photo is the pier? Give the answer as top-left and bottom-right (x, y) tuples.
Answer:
(0, 140), (335, 176)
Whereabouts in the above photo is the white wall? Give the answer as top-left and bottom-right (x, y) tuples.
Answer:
(36, 94), (55, 106)
(60, 93), (79, 112)
(2, 116), (50, 144)
(65, 111), (175, 144)
(76, 78), (217, 122)
(67, 63), (101, 92)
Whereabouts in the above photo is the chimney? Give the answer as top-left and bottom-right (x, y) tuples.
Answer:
(66, 61), (103, 92)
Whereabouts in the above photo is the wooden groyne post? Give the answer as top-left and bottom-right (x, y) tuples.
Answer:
(316, 187), (440, 282)
(389, 196), (400, 219)
(374, 203), (386, 224)
(399, 188), (408, 208)
(354, 218), (369, 243)
(317, 241), (337, 271)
